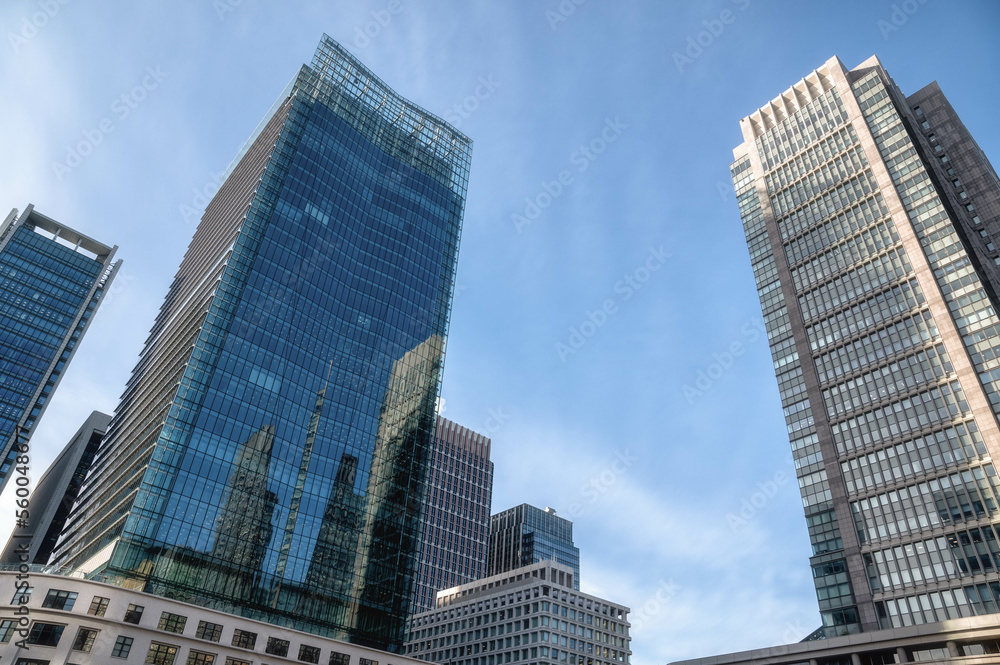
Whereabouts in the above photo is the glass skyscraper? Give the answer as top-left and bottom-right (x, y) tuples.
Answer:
(0, 205), (119, 495)
(410, 415), (494, 614)
(487, 504), (580, 590)
(731, 55), (1000, 636)
(50, 35), (472, 651)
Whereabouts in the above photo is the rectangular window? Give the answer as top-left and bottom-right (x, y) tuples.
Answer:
(42, 589), (78, 611)
(89, 595), (110, 617)
(146, 641), (179, 665)
(299, 644), (321, 663)
(0, 619), (16, 642)
(196, 620), (223, 642)
(225, 659), (252, 665)
(26, 621), (65, 646)
(10, 586), (32, 604)
(266, 636), (290, 656)
(359, 658), (379, 665)
(72, 627), (99, 652)
(112, 635), (135, 658)
(123, 603), (144, 624)
(232, 629), (257, 649)
(186, 650), (217, 665)
(330, 651), (351, 665)
(158, 611), (188, 634)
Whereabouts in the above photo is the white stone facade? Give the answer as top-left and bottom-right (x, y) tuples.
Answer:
(405, 562), (630, 665)
(0, 571), (423, 665)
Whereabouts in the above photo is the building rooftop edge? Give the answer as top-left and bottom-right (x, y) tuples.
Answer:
(317, 33), (473, 149)
(414, 561), (629, 617)
(668, 614), (1000, 665)
(10, 204), (117, 260)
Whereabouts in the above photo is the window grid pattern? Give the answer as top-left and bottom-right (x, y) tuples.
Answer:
(876, 581), (1000, 628)
(769, 140), (868, 219)
(146, 641), (179, 665)
(54, 35), (471, 650)
(791, 221), (901, 293)
(732, 146), (854, 634)
(841, 421), (987, 494)
(406, 576), (629, 665)
(487, 506), (580, 592)
(196, 620), (223, 642)
(865, 525), (1000, 593)
(815, 311), (939, 383)
(822, 344), (954, 418)
(784, 196), (890, 266)
(72, 626), (98, 652)
(798, 248), (912, 322)
(41, 588), (78, 611)
(807, 281), (925, 353)
(755, 88), (849, 172)
(112, 635), (134, 657)
(851, 465), (1000, 544)
(856, 72), (1000, 423)
(414, 417), (495, 613)
(777, 170), (880, 242)
(831, 381), (971, 455)
(158, 611), (187, 634)
(0, 211), (116, 490)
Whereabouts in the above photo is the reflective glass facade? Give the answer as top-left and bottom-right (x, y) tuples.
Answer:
(411, 416), (494, 614)
(487, 505), (580, 590)
(732, 56), (1000, 636)
(50, 36), (471, 651)
(0, 206), (119, 494)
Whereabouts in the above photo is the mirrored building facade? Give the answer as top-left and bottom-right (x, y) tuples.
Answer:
(49, 35), (472, 651)
(731, 56), (1000, 636)
(487, 505), (580, 590)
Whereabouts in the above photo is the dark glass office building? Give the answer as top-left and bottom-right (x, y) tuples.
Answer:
(50, 35), (472, 651)
(411, 416), (494, 614)
(0, 206), (119, 495)
(0, 410), (111, 565)
(487, 504), (580, 590)
(731, 56), (1000, 636)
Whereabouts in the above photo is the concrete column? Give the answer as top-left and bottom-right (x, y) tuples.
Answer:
(851, 654), (862, 665)
(897, 646), (909, 662)
(947, 641), (960, 658)
(809, 660), (818, 665)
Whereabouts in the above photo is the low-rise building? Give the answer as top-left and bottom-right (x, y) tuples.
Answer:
(0, 570), (425, 664)
(668, 616), (1000, 665)
(405, 561), (630, 665)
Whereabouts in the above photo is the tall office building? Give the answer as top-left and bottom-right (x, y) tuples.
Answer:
(0, 410), (111, 566)
(49, 35), (472, 651)
(487, 504), (580, 590)
(0, 205), (119, 495)
(411, 415), (494, 615)
(731, 55), (1000, 637)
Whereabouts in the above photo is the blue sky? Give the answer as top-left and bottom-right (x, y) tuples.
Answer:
(1, 0), (999, 662)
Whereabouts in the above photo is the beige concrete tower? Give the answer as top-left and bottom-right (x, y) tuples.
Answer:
(731, 56), (1000, 636)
